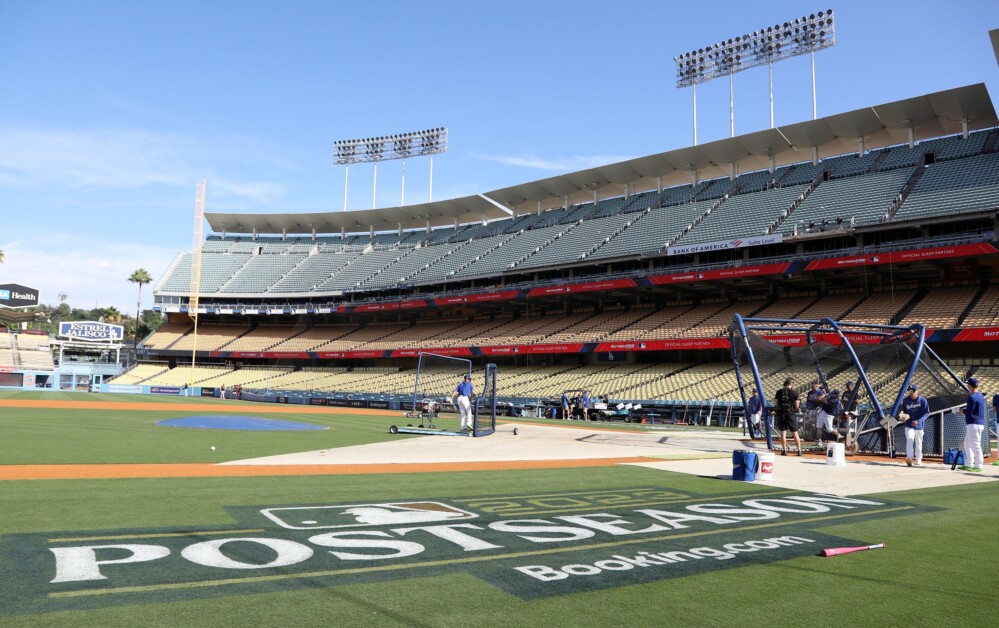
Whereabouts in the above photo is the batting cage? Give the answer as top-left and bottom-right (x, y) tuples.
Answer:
(474, 363), (497, 437)
(391, 353), (496, 437)
(730, 315), (984, 458)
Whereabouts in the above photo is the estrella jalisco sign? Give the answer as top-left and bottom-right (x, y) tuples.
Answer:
(0, 487), (932, 615)
(58, 321), (125, 342)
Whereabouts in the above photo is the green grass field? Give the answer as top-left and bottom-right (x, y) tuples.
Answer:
(0, 392), (995, 626)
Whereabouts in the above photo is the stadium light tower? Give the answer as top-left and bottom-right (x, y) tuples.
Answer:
(333, 128), (448, 210)
(674, 9), (836, 143)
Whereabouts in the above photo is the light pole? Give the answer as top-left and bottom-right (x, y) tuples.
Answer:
(334, 128), (448, 211)
(674, 10), (836, 138)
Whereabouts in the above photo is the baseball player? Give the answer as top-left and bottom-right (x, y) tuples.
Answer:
(961, 377), (985, 472)
(773, 377), (802, 456)
(451, 374), (475, 432)
(818, 388), (841, 444)
(747, 387), (763, 435)
(899, 383), (929, 467)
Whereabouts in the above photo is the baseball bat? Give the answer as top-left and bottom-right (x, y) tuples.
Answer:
(820, 543), (884, 557)
(951, 449), (963, 470)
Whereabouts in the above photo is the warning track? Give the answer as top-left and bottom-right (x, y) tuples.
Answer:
(0, 458), (656, 481)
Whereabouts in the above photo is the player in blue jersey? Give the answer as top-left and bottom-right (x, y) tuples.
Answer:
(992, 391), (999, 466)
(747, 387), (763, 435)
(899, 384), (929, 467)
(561, 391), (571, 420)
(960, 377), (985, 471)
(451, 374), (475, 432)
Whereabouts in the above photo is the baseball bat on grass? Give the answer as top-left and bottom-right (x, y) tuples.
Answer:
(820, 543), (884, 557)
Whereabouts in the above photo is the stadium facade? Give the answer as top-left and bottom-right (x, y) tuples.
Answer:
(108, 83), (999, 426)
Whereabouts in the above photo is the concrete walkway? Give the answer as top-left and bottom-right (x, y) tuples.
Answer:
(227, 421), (998, 496)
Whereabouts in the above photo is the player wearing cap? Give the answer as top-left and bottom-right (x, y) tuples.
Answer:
(992, 390), (999, 467)
(747, 387), (762, 435)
(451, 374), (475, 433)
(960, 377), (985, 472)
(900, 384), (929, 467)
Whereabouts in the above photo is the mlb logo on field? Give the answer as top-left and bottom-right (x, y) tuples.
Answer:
(261, 501), (478, 530)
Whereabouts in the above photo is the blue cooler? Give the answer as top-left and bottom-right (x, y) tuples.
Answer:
(732, 450), (759, 481)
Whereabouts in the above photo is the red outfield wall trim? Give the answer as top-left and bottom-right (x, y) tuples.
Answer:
(805, 243), (999, 271)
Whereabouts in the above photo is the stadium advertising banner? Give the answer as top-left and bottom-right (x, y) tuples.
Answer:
(666, 234), (782, 256)
(399, 299), (429, 309)
(58, 321), (124, 342)
(649, 263), (791, 285)
(594, 338), (730, 352)
(390, 347), (472, 358)
(0, 283), (40, 309)
(804, 243), (999, 271)
(435, 290), (520, 306)
(106, 384), (143, 394)
(352, 303), (401, 312)
(481, 343), (587, 355)
(951, 327), (999, 342)
(527, 278), (637, 297)
(316, 350), (388, 359)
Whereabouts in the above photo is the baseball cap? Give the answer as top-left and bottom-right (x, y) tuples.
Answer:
(845, 380), (854, 387)
(463, 374), (472, 380)
(966, 377), (979, 387)
(907, 384), (918, 391)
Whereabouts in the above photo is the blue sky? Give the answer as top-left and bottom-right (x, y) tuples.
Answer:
(1, 0), (997, 312)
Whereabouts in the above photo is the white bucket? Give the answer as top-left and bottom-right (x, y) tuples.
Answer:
(826, 442), (846, 466)
(758, 452), (775, 480)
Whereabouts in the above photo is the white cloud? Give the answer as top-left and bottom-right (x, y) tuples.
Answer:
(0, 126), (287, 204)
(471, 151), (636, 173)
(0, 234), (180, 313)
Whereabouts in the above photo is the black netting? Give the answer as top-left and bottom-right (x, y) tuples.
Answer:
(414, 353), (472, 411)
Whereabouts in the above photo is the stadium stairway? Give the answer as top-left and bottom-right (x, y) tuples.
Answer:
(664, 193), (731, 248)
(882, 163), (927, 222)
(890, 287), (930, 325)
(609, 363), (701, 399)
(956, 283), (992, 328)
(508, 221), (584, 271)
(580, 215), (641, 261)
(767, 175), (822, 234)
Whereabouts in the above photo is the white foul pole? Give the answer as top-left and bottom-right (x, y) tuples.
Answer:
(188, 179), (206, 389)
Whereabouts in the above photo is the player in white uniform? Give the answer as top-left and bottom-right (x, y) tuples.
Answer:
(451, 374), (475, 432)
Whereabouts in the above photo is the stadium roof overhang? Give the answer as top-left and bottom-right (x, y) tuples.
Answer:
(205, 83), (997, 235)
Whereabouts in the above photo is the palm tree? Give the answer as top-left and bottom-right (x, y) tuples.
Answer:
(103, 306), (122, 323)
(128, 268), (152, 350)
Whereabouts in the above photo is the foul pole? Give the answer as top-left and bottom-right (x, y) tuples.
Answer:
(188, 179), (206, 388)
